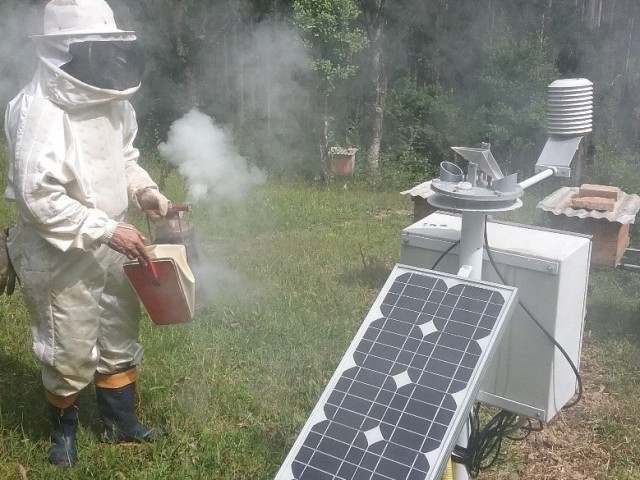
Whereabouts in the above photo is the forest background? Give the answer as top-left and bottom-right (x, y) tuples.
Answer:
(0, 0), (638, 188)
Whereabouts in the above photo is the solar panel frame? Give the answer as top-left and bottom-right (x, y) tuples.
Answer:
(275, 264), (518, 480)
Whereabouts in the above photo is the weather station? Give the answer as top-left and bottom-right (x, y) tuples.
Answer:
(274, 78), (593, 480)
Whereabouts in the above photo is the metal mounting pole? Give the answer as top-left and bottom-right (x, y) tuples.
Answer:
(458, 211), (486, 281)
(451, 210), (487, 480)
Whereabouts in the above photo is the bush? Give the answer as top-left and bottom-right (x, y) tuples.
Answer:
(583, 145), (640, 194)
(383, 76), (459, 175)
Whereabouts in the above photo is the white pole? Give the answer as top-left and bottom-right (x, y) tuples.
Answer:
(452, 421), (471, 480)
(452, 210), (487, 480)
(458, 210), (486, 281)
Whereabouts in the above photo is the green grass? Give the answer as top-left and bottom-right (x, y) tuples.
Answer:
(0, 173), (639, 479)
(582, 267), (640, 479)
(0, 178), (412, 479)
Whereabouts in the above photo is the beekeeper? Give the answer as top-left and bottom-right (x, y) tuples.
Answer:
(2, 0), (170, 467)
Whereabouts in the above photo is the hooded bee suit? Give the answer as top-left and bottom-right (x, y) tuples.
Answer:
(4, 0), (166, 465)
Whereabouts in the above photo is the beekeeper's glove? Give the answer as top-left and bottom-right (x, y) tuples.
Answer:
(134, 188), (171, 221)
(0, 227), (17, 295)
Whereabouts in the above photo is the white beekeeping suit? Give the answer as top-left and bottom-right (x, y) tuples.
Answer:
(3, 0), (168, 467)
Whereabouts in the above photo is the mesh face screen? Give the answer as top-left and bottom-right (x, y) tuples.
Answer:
(275, 266), (517, 480)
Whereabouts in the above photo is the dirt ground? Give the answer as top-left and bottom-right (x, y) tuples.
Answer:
(477, 340), (620, 480)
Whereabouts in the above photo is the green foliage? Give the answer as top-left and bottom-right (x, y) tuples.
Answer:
(384, 76), (459, 174)
(291, 0), (369, 94)
(378, 21), (557, 182)
(4, 0), (640, 185)
(290, 0), (369, 174)
(583, 146), (640, 194)
(377, 150), (439, 189)
(468, 27), (557, 172)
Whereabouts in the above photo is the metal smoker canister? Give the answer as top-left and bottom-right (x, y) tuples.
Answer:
(151, 205), (200, 266)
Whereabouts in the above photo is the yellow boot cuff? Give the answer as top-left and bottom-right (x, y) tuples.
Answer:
(46, 391), (79, 409)
(95, 367), (138, 389)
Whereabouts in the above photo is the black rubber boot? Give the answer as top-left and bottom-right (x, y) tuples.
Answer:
(48, 403), (78, 466)
(95, 383), (164, 443)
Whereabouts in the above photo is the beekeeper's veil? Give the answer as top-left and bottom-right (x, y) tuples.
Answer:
(31, 0), (144, 91)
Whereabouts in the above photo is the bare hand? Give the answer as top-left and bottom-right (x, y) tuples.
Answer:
(108, 224), (151, 265)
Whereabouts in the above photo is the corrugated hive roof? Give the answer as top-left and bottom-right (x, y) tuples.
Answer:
(537, 186), (640, 224)
(400, 180), (434, 198)
(329, 147), (358, 156)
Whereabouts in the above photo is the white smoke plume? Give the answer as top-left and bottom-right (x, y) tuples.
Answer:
(157, 109), (266, 307)
(0, 3), (39, 116)
(158, 109), (266, 202)
(191, 255), (250, 307)
(235, 22), (312, 128)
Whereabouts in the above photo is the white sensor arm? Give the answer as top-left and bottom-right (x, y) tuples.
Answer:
(518, 167), (557, 190)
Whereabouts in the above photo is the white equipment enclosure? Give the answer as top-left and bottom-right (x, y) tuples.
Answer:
(400, 212), (591, 421)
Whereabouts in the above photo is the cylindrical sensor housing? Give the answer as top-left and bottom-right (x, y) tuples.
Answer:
(547, 78), (593, 136)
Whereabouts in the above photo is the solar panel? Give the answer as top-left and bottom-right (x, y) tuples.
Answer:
(275, 265), (517, 480)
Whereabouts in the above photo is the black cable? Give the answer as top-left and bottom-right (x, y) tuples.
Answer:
(430, 219), (583, 476)
(429, 219), (584, 407)
(430, 239), (461, 270)
(466, 405), (531, 477)
(461, 219), (585, 477)
(465, 404), (545, 477)
(483, 217), (583, 409)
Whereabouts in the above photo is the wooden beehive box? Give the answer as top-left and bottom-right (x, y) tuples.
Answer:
(401, 180), (438, 222)
(411, 196), (438, 222)
(329, 147), (358, 176)
(540, 184), (640, 267)
(548, 216), (629, 266)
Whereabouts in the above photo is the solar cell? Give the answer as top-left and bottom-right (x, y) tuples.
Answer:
(275, 265), (517, 480)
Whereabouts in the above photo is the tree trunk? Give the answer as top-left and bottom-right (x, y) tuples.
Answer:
(585, 0), (602, 28)
(626, 14), (635, 73)
(368, 76), (387, 174)
(235, 21), (246, 128)
(321, 96), (331, 182)
(173, 0), (197, 109)
(367, 0), (386, 175)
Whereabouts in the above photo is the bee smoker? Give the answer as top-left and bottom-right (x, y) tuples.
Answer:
(147, 203), (200, 267)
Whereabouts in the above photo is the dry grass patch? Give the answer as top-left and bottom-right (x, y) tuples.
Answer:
(478, 335), (636, 480)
